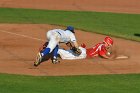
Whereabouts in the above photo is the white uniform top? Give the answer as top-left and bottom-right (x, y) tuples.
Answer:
(49, 29), (76, 43)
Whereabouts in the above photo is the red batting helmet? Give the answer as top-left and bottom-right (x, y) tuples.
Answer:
(104, 36), (113, 46)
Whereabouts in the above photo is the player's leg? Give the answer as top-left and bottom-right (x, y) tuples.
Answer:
(52, 45), (60, 64)
(34, 40), (58, 66)
(41, 36), (58, 54)
(41, 31), (60, 56)
(34, 31), (60, 66)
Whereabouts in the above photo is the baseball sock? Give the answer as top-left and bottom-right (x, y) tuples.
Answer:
(41, 48), (50, 56)
(53, 45), (59, 59)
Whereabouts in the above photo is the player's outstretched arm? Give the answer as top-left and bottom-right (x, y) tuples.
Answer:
(101, 54), (110, 59)
(73, 41), (79, 48)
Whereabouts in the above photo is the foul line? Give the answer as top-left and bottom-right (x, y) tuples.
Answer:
(0, 30), (45, 41)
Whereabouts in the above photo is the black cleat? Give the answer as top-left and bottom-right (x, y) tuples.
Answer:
(52, 58), (60, 64)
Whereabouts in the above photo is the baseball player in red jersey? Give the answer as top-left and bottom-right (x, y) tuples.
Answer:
(58, 36), (113, 60)
(84, 36), (113, 59)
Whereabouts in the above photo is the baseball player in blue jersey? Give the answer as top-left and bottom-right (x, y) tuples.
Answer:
(34, 26), (81, 66)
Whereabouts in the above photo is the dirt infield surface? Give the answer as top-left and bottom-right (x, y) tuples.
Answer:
(0, 0), (140, 14)
(0, 0), (140, 76)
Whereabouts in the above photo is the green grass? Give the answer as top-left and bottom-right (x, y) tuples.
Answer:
(0, 8), (140, 41)
(0, 73), (140, 93)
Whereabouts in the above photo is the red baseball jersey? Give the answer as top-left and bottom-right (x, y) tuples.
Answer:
(86, 43), (107, 58)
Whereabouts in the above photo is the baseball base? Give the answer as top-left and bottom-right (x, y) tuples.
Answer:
(115, 55), (129, 60)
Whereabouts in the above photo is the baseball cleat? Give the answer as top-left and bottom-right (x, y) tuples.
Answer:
(52, 58), (60, 64)
(34, 52), (43, 66)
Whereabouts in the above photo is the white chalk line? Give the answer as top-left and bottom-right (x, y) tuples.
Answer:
(0, 30), (45, 42)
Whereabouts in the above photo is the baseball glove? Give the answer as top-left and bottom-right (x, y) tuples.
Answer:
(71, 47), (82, 55)
(66, 42), (74, 49)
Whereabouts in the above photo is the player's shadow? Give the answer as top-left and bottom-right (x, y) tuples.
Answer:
(40, 52), (61, 64)
(134, 33), (140, 37)
(41, 53), (53, 63)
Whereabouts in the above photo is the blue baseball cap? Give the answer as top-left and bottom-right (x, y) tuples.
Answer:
(66, 26), (75, 33)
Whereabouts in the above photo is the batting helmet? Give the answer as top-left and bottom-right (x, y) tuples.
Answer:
(66, 26), (75, 33)
(104, 36), (113, 46)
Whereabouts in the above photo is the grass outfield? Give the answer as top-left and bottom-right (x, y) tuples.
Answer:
(0, 8), (140, 41)
(0, 73), (140, 93)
